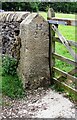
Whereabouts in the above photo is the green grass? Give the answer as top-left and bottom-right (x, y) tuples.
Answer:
(40, 12), (76, 41)
(40, 12), (77, 101)
(56, 13), (75, 19)
(2, 74), (25, 99)
(0, 56), (25, 99)
(0, 56), (2, 106)
(39, 12), (75, 20)
(40, 12), (76, 73)
(0, 56), (2, 93)
(0, 12), (76, 100)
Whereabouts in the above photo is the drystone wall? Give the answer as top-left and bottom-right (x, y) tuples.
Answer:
(0, 12), (29, 55)
(0, 12), (50, 89)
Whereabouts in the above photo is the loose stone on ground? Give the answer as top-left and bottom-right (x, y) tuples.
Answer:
(2, 88), (76, 119)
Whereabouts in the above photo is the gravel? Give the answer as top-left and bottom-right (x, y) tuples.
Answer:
(1, 88), (76, 119)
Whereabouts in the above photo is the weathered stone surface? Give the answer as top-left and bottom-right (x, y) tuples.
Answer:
(18, 13), (50, 89)
(0, 12), (30, 22)
(0, 12), (30, 55)
(0, 12), (50, 89)
(47, 8), (55, 18)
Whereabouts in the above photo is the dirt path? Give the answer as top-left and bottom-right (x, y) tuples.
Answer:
(2, 88), (76, 119)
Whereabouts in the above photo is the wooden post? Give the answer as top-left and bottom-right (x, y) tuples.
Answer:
(47, 8), (55, 19)
(47, 8), (55, 85)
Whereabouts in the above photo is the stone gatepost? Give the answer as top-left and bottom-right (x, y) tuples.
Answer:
(18, 13), (50, 89)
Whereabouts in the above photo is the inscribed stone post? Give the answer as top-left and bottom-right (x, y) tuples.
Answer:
(18, 13), (50, 89)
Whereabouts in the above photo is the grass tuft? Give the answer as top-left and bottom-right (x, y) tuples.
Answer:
(2, 74), (25, 99)
(0, 55), (25, 99)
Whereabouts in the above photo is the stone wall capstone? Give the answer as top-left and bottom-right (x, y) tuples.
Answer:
(18, 13), (50, 89)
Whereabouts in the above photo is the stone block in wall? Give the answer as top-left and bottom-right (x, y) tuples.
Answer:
(0, 12), (30, 55)
(18, 13), (50, 89)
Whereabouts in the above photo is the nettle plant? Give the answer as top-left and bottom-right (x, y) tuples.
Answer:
(2, 55), (18, 76)
(2, 55), (25, 99)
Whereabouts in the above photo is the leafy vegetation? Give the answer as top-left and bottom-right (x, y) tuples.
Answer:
(2, 2), (77, 14)
(2, 55), (17, 76)
(0, 56), (2, 94)
(0, 55), (25, 99)
(0, 12), (76, 100)
(2, 74), (25, 99)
